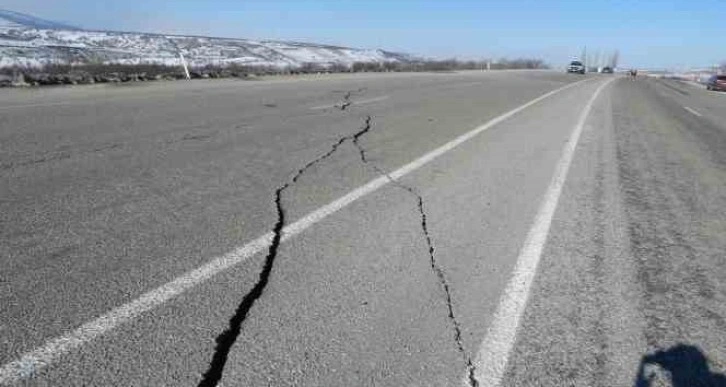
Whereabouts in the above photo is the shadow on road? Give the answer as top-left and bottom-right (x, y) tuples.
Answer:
(634, 344), (726, 387)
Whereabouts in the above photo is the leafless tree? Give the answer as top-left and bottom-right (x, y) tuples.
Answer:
(610, 50), (620, 69)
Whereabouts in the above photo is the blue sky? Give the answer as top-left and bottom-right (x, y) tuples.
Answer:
(2, 0), (723, 69)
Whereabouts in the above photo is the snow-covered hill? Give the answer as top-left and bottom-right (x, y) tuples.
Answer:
(0, 9), (80, 30)
(0, 10), (413, 69)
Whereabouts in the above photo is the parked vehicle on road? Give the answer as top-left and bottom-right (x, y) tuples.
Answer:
(567, 61), (585, 74)
(706, 75), (726, 91)
(601, 66), (614, 74)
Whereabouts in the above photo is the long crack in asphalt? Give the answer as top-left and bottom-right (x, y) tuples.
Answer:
(353, 121), (479, 387)
(199, 113), (476, 387)
(197, 116), (373, 387)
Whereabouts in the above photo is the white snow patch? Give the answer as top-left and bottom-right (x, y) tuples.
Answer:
(0, 26), (414, 69)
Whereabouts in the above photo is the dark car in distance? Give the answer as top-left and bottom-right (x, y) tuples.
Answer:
(601, 66), (614, 73)
(706, 75), (726, 91)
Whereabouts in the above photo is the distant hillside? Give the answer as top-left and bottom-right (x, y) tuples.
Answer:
(0, 9), (80, 30)
(0, 9), (415, 69)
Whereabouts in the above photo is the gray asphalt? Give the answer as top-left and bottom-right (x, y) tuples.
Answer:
(504, 77), (726, 386)
(1, 72), (725, 386)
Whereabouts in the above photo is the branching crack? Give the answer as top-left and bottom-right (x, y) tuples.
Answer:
(338, 91), (353, 110)
(353, 122), (479, 387)
(198, 113), (475, 386)
(336, 87), (367, 111)
(197, 115), (374, 387)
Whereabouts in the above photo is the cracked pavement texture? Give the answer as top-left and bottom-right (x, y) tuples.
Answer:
(2, 72), (725, 386)
(353, 124), (479, 387)
(198, 115), (374, 387)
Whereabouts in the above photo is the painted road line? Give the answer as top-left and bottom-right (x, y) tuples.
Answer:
(354, 95), (390, 105)
(309, 95), (390, 110)
(310, 102), (342, 110)
(684, 106), (702, 117)
(469, 78), (615, 387)
(0, 78), (593, 385)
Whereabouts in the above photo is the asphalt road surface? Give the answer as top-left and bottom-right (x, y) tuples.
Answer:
(1, 72), (725, 386)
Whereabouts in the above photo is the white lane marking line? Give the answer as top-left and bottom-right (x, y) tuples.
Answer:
(354, 95), (390, 105)
(684, 106), (702, 117)
(309, 95), (390, 110)
(469, 78), (614, 387)
(0, 78), (592, 385)
(310, 103), (339, 110)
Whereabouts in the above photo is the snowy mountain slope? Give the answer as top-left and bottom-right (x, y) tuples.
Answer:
(0, 9), (79, 30)
(0, 10), (414, 68)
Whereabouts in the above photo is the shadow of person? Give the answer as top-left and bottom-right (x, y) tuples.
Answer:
(634, 344), (726, 387)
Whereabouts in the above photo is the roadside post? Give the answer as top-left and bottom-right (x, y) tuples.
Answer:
(179, 52), (191, 80)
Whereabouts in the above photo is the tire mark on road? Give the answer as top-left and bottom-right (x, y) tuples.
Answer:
(588, 136), (610, 386)
(0, 152), (72, 171)
(613, 81), (725, 350)
(181, 133), (216, 142)
(656, 79), (690, 96)
(1, 142), (125, 171)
